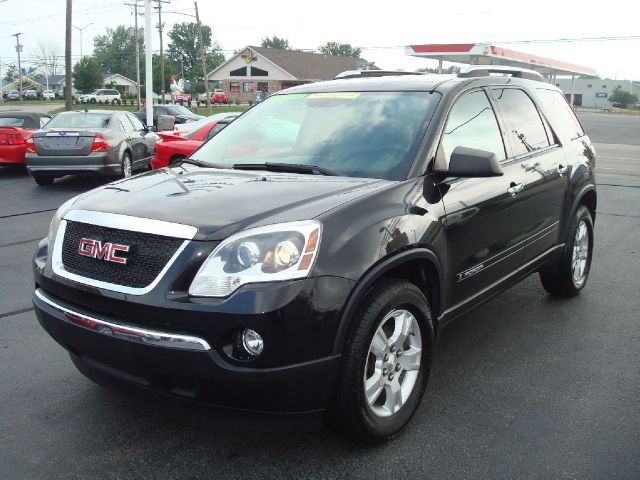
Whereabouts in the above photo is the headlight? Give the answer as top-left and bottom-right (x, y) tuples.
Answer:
(189, 220), (322, 297)
(48, 195), (81, 243)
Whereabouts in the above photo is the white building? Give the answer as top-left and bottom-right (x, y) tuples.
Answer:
(554, 78), (640, 108)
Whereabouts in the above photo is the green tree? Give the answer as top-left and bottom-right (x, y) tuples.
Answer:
(609, 86), (638, 108)
(319, 41), (361, 57)
(166, 22), (225, 84)
(73, 57), (102, 93)
(261, 35), (291, 50)
(93, 25), (142, 80)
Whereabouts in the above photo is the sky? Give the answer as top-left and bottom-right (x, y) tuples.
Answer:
(1, 0), (639, 80)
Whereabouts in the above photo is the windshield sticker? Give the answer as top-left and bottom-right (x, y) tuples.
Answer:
(307, 93), (361, 100)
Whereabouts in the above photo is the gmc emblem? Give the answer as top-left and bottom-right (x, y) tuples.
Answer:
(78, 238), (130, 264)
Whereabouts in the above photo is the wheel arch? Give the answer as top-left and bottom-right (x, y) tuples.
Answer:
(332, 248), (444, 355)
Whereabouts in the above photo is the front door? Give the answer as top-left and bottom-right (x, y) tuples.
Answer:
(439, 89), (531, 308)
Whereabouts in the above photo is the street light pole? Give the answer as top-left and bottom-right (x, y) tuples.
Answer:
(73, 23), (94, 59)
(12, 33), (23, 101)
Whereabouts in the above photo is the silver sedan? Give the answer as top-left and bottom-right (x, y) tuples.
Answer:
(26, 110), (159, 186)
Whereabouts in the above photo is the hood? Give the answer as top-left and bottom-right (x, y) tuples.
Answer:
(68, 166), (390, 241)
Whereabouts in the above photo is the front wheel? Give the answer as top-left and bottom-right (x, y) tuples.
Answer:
(328, 278), (434, 443)
(540, 205), (594, 296)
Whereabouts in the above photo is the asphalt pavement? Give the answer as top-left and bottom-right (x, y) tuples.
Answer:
(0, 112), (638, 479)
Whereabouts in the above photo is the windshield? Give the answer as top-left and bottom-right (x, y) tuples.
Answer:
(165, 105), (194, 116)
(45, 113), (111, 129)
(191, 91), (436, 180)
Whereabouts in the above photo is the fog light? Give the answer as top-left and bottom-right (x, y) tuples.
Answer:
(241, 329), (264, 356)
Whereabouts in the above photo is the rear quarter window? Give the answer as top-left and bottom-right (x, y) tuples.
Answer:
(535, 89), (585, 143)
(0, 118), (24, 127)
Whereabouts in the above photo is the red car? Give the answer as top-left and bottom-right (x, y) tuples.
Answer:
(0, 112), (50, 166)
(211, 90), (229, 104)
(151, 118), (233, 169)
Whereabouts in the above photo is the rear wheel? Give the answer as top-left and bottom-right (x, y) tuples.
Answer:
(121, 153), (132, 178)
(328, 278), (434, 443)
(540, 205), (594, 296)
(33, 175), (55, 186)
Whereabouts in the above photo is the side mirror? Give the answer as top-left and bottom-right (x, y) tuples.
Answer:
(445, 146), (503, 177)
(146, 124), (157, 132)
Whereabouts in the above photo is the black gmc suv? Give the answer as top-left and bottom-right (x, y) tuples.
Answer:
(33, 67), (596, 443)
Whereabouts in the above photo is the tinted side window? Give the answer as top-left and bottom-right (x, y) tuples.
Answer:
(441, 90), (506, 163)
(535, 88), (585, 142)
(127, 114), (146, 131)
(118, 115), (135, 133)
(205, 123), (227, 141)
(492, 88), (550, 156)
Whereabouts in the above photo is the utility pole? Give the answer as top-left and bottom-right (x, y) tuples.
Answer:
(154, 0), (169, 104)
(12, 33), (23, 101)
(0, 56), (4, 103)
(194, 2), (210, 114)
(65, 0), (72, 111)
(126, 1), (143, 109)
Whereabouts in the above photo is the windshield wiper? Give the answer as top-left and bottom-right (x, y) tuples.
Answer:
(176, 158), (226, 169)
(231, 162), (340, 176)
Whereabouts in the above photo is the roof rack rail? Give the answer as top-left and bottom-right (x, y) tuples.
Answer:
(334, 70), (423, 79)
(457, 66), (545, 82)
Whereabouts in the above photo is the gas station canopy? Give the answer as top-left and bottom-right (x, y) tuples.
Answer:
(406, 43), (596, 77)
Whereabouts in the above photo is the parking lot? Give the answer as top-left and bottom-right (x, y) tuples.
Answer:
(1, 111), (639, 479)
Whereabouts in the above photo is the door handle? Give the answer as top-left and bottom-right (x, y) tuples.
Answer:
(557, 164), (568, 176)
(507, 182), (523, 197)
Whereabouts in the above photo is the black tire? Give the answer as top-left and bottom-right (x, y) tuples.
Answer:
(112, 99), (120, 105)
(33, 175), (55, 186)
(89, 97), (96, 104)
(121, 152), (133, 178)
(540, 205), (594, 296)
(328, 278), (434, 444)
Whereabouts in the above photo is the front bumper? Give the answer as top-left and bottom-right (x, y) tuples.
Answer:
(26, 151), (120, 176)
(33, 286), (343, 419)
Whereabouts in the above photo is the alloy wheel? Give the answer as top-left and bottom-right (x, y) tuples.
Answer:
(364, 309), (422, 418)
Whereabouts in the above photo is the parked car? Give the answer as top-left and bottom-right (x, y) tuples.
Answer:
(151, 116), (237, 169)
(0, 112), (51, 166)
(79, 89), (122, 105)
(42, 90), (56, 100)
(198, 89), (229, 104)
(7, 90), (21, 100)
(32, 67), (596, 443)
(26, 110), (158, 185)
(172, 111), (242, 133)
(134, 104), (203, 128)
(24, 89), (38, 100)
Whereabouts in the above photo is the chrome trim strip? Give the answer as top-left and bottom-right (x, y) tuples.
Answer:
(64, 210), (198, 240)
(456, 222), (559, 282)
(52, 220), (190, 295)
(34, 288), (211, 352)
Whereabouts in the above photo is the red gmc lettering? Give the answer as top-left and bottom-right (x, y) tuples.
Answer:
(78, 238), (130, 264)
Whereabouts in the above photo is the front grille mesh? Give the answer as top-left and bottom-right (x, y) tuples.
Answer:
(61, 220), (183, 288)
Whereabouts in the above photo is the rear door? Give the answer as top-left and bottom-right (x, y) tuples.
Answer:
(489, 87), (566, 258)
(439, 89), (532, 307)
(127, 113), (155, 164)
(118, 114), (145, 166)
